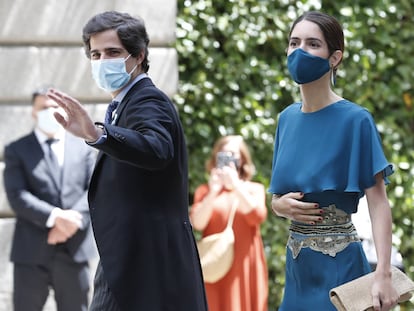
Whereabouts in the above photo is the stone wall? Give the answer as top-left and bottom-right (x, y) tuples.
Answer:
(0, 0), (177, 309)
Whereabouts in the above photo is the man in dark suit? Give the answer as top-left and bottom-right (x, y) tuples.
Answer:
(3, 88), (97, 311)
(47, 11), (208, 311)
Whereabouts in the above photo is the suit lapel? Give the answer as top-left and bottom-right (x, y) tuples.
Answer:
(113, 77), (151, 126)
(28, 132), (61, 192)
(93, 77), (153, 165)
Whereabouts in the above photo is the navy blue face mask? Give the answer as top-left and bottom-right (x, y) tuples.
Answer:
(287, 48), (330, 84)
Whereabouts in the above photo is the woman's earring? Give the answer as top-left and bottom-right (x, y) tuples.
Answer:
(330, 66), (336, 87)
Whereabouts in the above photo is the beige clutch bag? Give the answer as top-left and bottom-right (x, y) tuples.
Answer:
(330, 266), (414, 311)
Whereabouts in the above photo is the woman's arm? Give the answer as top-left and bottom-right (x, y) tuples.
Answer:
(233, 182), (267, 219)
(365, 173), (398, 310)
(190, 170), (223, 230)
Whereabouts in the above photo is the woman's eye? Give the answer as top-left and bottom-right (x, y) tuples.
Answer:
(309, 41), (321, 48)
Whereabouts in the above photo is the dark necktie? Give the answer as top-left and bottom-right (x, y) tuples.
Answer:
(104, 100), (119, 124)
(45, 138), (61, 188)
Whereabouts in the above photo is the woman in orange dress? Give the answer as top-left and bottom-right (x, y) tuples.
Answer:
(190, 135), (268, 311)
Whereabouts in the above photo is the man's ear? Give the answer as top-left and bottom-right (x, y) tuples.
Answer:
(31, 108), (37, 120)
(134, 51), (145, 66)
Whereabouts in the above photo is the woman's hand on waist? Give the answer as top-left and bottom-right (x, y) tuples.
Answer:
(271, 192), (323, 225)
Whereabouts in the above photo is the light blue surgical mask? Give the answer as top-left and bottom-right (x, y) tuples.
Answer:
(287, 48), (331, 84)
(91, 54), (137, 93)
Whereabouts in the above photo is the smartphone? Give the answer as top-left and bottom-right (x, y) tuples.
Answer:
(216, 151), (239, 168)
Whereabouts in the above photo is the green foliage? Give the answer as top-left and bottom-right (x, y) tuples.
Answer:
(175, 0), (414, 309)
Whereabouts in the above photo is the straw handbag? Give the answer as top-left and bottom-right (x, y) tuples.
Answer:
(197, 201), (237, 283)
(330, 265), (414, 311)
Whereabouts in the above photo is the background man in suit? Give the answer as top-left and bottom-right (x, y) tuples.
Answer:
(3, 87), (97, 311)
(47, 11), (208, 311)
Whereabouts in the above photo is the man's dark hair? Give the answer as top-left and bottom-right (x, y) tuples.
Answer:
(31, 85), (53, 105)
(82, 11), (150, 72)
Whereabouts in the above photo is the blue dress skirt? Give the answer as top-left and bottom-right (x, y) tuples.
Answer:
(279, 242), (371, 311)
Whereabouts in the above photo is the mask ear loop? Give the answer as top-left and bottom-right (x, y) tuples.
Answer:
(125, 54), (140, 76)
(128, 64), (138, 75)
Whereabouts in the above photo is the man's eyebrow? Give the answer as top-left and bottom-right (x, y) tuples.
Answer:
(90, 47), (124, 54)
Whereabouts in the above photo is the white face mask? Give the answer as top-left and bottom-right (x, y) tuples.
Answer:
(91, 54), (137, 93)
(37, 108), (61, 134)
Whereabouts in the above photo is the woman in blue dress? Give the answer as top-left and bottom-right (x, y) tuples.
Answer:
(269, 11), (399, 311)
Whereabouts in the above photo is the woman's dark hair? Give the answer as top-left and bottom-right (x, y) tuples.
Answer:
(82, 11), (150, 72)
(289, 11), (344, 68)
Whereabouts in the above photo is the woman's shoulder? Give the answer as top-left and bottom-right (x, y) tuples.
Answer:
(194, 183), (209, 194)
(280, 102), (301, 114)
(279, 100), (371, 117)
(334, 99), (372, 116)
(278, 103), (301, 122)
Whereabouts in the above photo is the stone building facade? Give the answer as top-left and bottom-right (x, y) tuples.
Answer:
(0, 0), (177, 309)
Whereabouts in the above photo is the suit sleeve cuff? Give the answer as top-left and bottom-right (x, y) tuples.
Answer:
(46, 207), (60, 228)
(86, 122), (107, 145)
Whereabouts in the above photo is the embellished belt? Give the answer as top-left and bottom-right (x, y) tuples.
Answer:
(287, 204), (360, 258)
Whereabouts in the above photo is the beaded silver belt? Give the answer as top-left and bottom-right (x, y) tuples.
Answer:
(287, 204), (360, 258)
